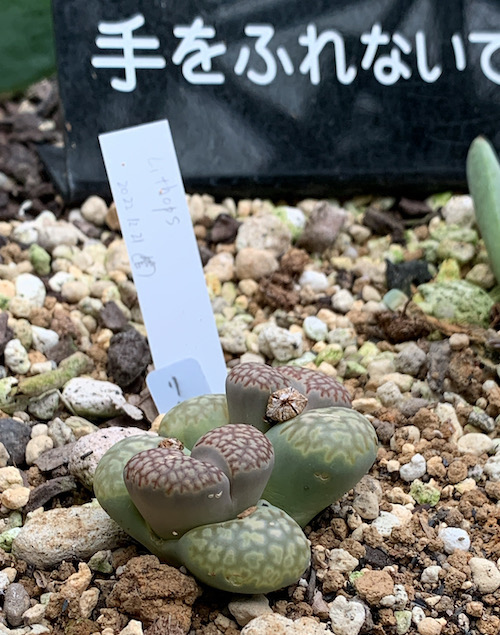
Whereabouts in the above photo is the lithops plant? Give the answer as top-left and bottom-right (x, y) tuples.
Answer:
(276, 364), (352, 412)
(94, 423), (310, 593)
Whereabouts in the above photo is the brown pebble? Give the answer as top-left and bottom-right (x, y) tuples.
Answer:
(354, 570), (394, 604)
(106, 555), (201, 629)
(447, 460), (468, 484)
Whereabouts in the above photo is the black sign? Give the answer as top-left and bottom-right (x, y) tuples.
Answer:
(43, 0), (500, 202)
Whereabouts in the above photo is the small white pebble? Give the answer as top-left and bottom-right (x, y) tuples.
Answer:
(331, 289), (355, 313)
(438, 527), (470, 554)
(25, 435), (54, 466)
(371, 511), (401, 537)
(421, 565), (442, 585)
(299, 270), (329, 293)
(399, 454), (427, 482)
(31, 424), (49, 438)
(412, 606), (426, 624)
(449, 332), (470, 351)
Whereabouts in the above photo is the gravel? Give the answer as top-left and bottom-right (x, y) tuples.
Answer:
(0, 80), (499, 634)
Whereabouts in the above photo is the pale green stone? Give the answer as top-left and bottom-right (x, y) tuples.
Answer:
(221, 281), (237, 304)
(17, 352), (93, 397)
(409, 480), (440, 506)
(0, 527), (21, 552)
(88, 550), (114, 574)
(273, 206), (306, 240)
(358, 341), (379, 365)
(384, 244), (405, 264)
(344, 360), (367, 378)
(383, 289), (408, 311)
(419, 239), (440, 262)
(367, 235), (391, 259)
(435, 259), (461, 282)
(281, 352), (317, 367)
(0, 377), (17, 410)
(395, 610), (413, 634)
(315, 344), (343, 367)
(430, 222), (478, 244)
(349, 570), (364, 584)
(29, 244), (51, 276)
(436, 239), (476, 264)
(7, 512), (22, 529)
(426, 191), (453, 211)
(413, 280), (494, 327)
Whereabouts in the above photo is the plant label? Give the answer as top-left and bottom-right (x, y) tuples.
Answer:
(99, 120), (226, 412)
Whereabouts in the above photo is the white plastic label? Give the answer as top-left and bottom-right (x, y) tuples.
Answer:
(99, 120), (227, 411)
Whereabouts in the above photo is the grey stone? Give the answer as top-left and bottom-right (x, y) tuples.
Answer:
(395, 343), (427, 376)
(258, 325), (303, 362)
(3, 582), (30, 627)
(352, 492), (379, 520)
(228, 594), (273, 626)
(468, 408), (495, 433)
(107, 328), (151, 388)
(296, 202), (347, 254)
(12, 501), (130, 568)
(0, 419), (31, 466)
(99, 301), (129, 332)
(69, 426), (157, 489)
(28, 390), (61, 421)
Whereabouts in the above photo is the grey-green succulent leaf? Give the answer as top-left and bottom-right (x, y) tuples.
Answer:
(263, 407), (378, 526)
(93, 435), (183, 566)
(177, 501), (311, 594)
(158, 394), (229, 449)
(466, 136), (500, 285)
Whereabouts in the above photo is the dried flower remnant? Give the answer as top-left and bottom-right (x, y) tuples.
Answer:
(265, 387), (308, 424)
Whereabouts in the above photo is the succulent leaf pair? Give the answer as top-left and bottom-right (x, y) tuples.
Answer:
(94, 363), (378, 593)
(124, 425), (274, 538)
